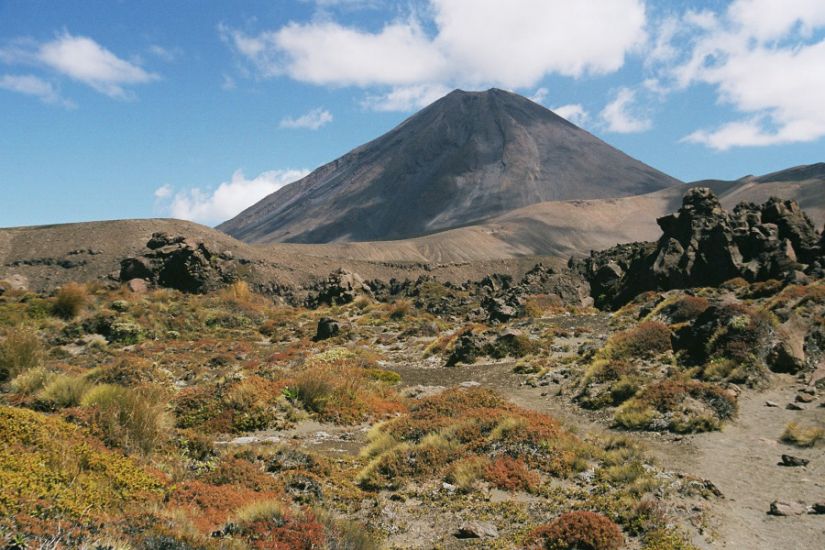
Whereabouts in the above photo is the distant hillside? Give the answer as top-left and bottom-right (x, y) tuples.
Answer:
(3, 164), (821, 293)
(219, 88), (680, 244)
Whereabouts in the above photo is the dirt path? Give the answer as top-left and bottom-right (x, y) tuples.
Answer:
(643, 381), (825, 550)
(394, 361), (825, 549)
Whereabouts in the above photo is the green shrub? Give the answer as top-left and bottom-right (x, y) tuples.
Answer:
(52, 282), (88, 319)
(108, 318), (144, 344)
(81, 384), (171, 455)
(642, 528), (698, 550)
(0, 327), (43, 382)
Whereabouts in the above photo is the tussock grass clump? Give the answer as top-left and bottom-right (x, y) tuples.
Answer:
(9, 365), (54, 395)
(781, 422), (824, 448)
(52, 282), (88, 319)
(283, 354), (405, 424)
(232, 499), (287, 524)
(0, 326), (43, 382)
(525, 511), (624, 550)
(614, 379), (736, 433)
(38, 374), (92, 408)
(387, 299), (412, 320)
(81, 384), (171, 455)
(579, 359), (646, 409)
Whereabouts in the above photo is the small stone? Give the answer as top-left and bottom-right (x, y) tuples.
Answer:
(441, 482), (457, 493)
(786, 402), (805, 411)
(810, 503), (825, 515)
(765, 400), (779, 407)
(796, 393), (817, 403)
(779, 454), (810, 467)
(126, 278), (148, 293)
(768, 500), (807, 516)
(455, 521), (499, 539)
(459, 381), (481, 388)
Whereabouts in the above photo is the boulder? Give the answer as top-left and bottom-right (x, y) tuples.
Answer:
(454, 521), (498, 539)
(482, 296), (518, 323)
(767, 340), (806, 374)
(314, 317), (341, 341)
(126, 278), (149, 294)
(779, 454), (809, 467)
(307, 269), (373, 307)
(0, 274), (29, 295)
(768, 500), (807, 516)
(446, 331), (490, 367)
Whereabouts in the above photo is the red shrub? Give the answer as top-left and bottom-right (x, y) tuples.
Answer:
(484, 456), (540, 492)
(525, 511), (624, 550)
(609, 321), (672, 358)
(667, 295), (709, 323)
(238, 508), (325, 550)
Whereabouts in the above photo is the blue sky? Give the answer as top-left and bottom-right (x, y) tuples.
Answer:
(1, 0), (824, 228)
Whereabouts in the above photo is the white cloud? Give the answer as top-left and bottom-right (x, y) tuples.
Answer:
(552, 103), (589, 126)
(0, 32), (157, 99)
(221, 0), (647, 109)
(529, 87), (548, 104)
(222, 20), (445, 86)
(362, 83), (451, 111)
(431, 0), (645, 86)
(599, 88), (651, 133)
(156, 169), (310, 226)
(153, 184), (172, 199)
(279, 107), (333, 129)
(0, 73), (74, 107)
(659, 0), (825, 149)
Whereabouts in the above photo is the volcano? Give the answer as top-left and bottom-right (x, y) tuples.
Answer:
(219, 88), (681, 243)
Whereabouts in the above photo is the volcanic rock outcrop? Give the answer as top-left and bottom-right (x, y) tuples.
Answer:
(119, 232), (239, 293)
(576, 188), (824, 308)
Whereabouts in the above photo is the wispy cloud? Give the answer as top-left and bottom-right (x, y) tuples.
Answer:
(0, 32), (158, 100)
(552, 103), (589, 126)
(279, 107), (333, 130)
(599, 87), (651, 134)
(0, 73), (74, 108)
(147, 44), (182, 63)
(361, 83), (450, 112)
(529, 87), (548, 104)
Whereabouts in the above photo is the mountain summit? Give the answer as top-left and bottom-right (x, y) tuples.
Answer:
(219, 88), (681, 243)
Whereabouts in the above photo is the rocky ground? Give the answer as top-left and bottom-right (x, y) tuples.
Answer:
(0, 189), (824, 549)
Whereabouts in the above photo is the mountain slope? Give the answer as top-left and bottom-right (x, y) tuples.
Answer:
(273, 163), (824, 263)
(219, 88), (680, 244)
